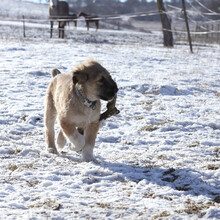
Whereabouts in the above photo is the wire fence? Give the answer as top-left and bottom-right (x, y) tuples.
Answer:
(0, 0), (220, 44)
(167, 0), (220, 44)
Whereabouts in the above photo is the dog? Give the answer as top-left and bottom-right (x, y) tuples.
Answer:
(44, 60), (118, 162)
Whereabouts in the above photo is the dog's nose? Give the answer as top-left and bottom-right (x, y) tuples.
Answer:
(114, 86), (118, 94)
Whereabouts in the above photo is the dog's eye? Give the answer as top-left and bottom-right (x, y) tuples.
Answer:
(98, 77), (105, 84)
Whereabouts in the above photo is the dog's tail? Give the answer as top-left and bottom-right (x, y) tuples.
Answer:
(51, 68), (61, 78)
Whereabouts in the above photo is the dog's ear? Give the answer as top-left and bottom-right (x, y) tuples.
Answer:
(72, 70), (88, 85)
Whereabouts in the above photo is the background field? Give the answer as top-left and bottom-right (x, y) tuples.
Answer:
(0, 1), (220, 219)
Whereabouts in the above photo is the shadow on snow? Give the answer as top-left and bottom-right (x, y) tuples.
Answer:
(96, 158), (219, 201)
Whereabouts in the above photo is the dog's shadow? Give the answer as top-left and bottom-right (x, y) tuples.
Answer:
(61, 153), (219, 200)
(99, 159), (219, 200)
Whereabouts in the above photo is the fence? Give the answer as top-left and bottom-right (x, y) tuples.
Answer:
(169, 1), (220, 44)
(173, 21), (220, 44)
(0, 1), (220, 45)
(194, 22), (220, 44)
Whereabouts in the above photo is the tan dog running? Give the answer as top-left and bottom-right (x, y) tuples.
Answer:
(44, 60), (118, 162)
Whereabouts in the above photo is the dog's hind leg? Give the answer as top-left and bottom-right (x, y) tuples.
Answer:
(44, 92), (58, 154)
(57, 130), (67, 149)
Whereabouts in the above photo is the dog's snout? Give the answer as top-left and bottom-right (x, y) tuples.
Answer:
(110, 79), (118, 93)
(99, 76), (118, 101)
(114, 85), (118, 94)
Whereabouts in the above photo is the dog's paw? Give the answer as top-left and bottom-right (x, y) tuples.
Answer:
(47, 147), (59, 154)
(82, 146), (94, 162)
(82, 154), (94, 162)
(69, 131), (85, 152)
(69, 143), (82, 153)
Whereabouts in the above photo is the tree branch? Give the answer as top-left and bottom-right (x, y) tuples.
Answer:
(99, 95), (120, 121)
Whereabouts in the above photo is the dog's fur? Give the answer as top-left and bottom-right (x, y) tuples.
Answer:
(44, 60), (118, 162)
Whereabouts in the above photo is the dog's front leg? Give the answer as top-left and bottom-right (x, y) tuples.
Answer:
(59, 121), (85, 152)
(83, 122), (99, 162)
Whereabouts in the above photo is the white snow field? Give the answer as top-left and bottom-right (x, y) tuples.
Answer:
(0, 25), (220, 219)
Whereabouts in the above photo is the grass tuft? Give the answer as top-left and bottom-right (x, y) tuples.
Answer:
(153, 211), (170, 219)
(7, 165), (18, 171)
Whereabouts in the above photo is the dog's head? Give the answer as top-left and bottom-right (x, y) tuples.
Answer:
(72, 60), (118, 101)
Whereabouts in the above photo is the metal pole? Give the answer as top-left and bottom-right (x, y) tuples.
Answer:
(182, 0), (193, 53)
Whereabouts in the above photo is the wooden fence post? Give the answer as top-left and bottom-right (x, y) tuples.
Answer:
(181, 0), (193, 53)
(217, 24), (219, 43)
(23, 15), (26, 38)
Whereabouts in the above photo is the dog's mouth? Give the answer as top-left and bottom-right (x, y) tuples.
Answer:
(98, 76), (118, 101)
(99, 85), (118, 101)
(100, 94), (115, 101)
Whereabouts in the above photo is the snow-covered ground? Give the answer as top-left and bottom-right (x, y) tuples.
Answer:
(0, 21), (220, 220)
(0, 0), (48, 19)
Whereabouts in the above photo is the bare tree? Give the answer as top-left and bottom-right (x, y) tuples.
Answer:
(157, 0), (173, 47)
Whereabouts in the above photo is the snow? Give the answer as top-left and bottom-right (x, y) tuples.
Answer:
(0, 20), (220, 220)
(0, 0), (48, 19)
